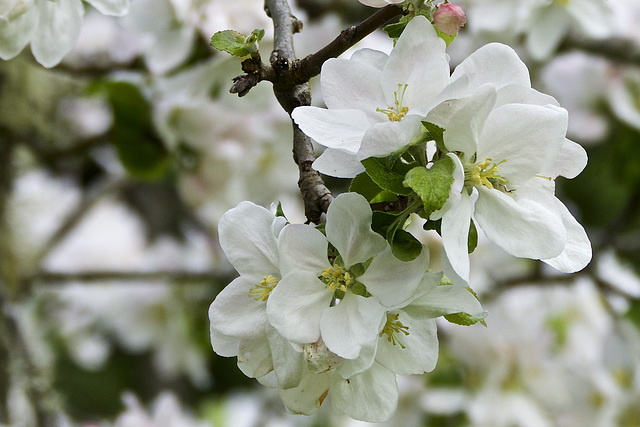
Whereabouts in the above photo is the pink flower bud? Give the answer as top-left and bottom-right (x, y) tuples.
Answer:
(433, 3), (467, 36)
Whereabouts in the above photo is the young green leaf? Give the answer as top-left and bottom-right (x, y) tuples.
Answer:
(211, 29), (264, 57)
(403, 156), (455, 217)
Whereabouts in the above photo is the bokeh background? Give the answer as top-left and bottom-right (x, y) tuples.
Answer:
(1, 0), (640, 425)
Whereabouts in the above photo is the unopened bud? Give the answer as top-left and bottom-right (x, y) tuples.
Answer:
(433, 3), (466, 36)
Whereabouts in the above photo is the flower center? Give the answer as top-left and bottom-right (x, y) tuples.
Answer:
(377, 84), (410, 122)
(379, 313), (410, 349)
(321, 264), (352, 293)
(248, 275), (279, 301)
(465, 157), (509, 190)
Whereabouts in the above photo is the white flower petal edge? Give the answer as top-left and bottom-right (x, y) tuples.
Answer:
(86, 0), (129, 16)
(30, 0), (84, 68)
(325, 192), (386, 269)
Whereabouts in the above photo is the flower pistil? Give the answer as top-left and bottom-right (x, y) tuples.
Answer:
(465, 157), (509, 190)
(321, 264), (352, 293)
(377, 84), (410, 121)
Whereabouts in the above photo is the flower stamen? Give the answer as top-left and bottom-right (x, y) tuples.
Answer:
(377, 84), (410, 121)
(321, 264), (352, 293)
(249, 275), (279, 301)
(465, 157), (509, 190)
(379, 313), (410, 349)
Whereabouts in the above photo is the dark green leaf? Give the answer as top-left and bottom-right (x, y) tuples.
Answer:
(361, 157), (414, 196)
(468, 220), (478, 253)
(390, 229), (422, 261)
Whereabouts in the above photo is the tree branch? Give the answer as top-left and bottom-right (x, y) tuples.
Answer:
(263, 0), (335, 223)
(562, 35), (640, 67)
(294, 5), (402, 83)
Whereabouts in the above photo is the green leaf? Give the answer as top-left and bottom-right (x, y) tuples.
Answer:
(390, 229), (422, 261)
(275, 201), (287, 219)
(383, 15), (410, 39)
(97, 81), (169, 180)
(350, 172), (385, 202)
(421, 121), (446, 152)
(361, 157), (415, 196)
(211, 29), (264, 57)
(444, 311), (486, 326)
(468, 220), (478, 253)
(434, 26), (457, 46)
(403, 156), (455, 217)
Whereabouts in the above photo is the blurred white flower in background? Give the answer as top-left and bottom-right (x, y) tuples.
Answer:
(0, 0), (129, 67)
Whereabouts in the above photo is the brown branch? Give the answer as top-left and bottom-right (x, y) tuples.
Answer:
(562, 35), (640, 66)
(263, 0), (335, 223)
(230, 4), (403, 98)
(294, 5), (402, 83)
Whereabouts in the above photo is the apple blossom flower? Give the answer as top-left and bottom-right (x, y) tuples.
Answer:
(427, 85), (591, 285)
(292, 15), (449, 177)
(276, 270), (486, 422)
(433, 2), (467, 36)
(0, 0), (129, 68)
(208, 201), (304, 388)
(266, 192), (430, 360)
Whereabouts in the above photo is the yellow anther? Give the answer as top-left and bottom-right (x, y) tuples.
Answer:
(320, 264), (351, 293)
(377, 84), (410, 122)
(466, 157), (509, 190)
(248, 275), (279, 302)
(379, 313), (410, 349)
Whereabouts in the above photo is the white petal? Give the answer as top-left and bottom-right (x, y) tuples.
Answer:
(450, 43), (531, 93)
(541, 198), (592, 273)
(279, 367), (332, 416)
(359, 246), (429, 309)
(331, 362), (398, 422)
(208, 276), (268, 340)
(432, 85), (497, 159)
(525, 5), (570, 60)
(320, 292), (385, 359)
(31, 0), (84, 68)
(543, 138), (587, 179)
(382, 16), (449, 110)
(321, 57), (386, 113)
(85, 0), (129, 16)
(474, 186), (566, 259)
(357, 115), (423, 160)
(337, 340), (376, 379)
(376, 310), (438, 375)
(266, 271), (332, 344)
(292, 107), (370, 153)
(411, 285), (487, 319)
(478, 104), (567, 185)
(209, 328), (240, 358)
(441, 191), (473, 284)
(278, 224), (330, 276)
(267, 327), (304, 390)
(567, 0), (614, 38)
(430, 153), (465, 221)
(237, 333), (273, 379)
(349, 47), (389, 71)
(0, 4), (36, 60)
(312, 148), (364, 178)
(218, 201), (279, 277)
(496, 84), (560, 108)
(325, 193), (387, 268)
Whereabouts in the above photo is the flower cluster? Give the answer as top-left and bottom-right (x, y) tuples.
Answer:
(292, 15), (591, 287)
(209, 193), (485, 422)
(209, 6), (591, 424)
